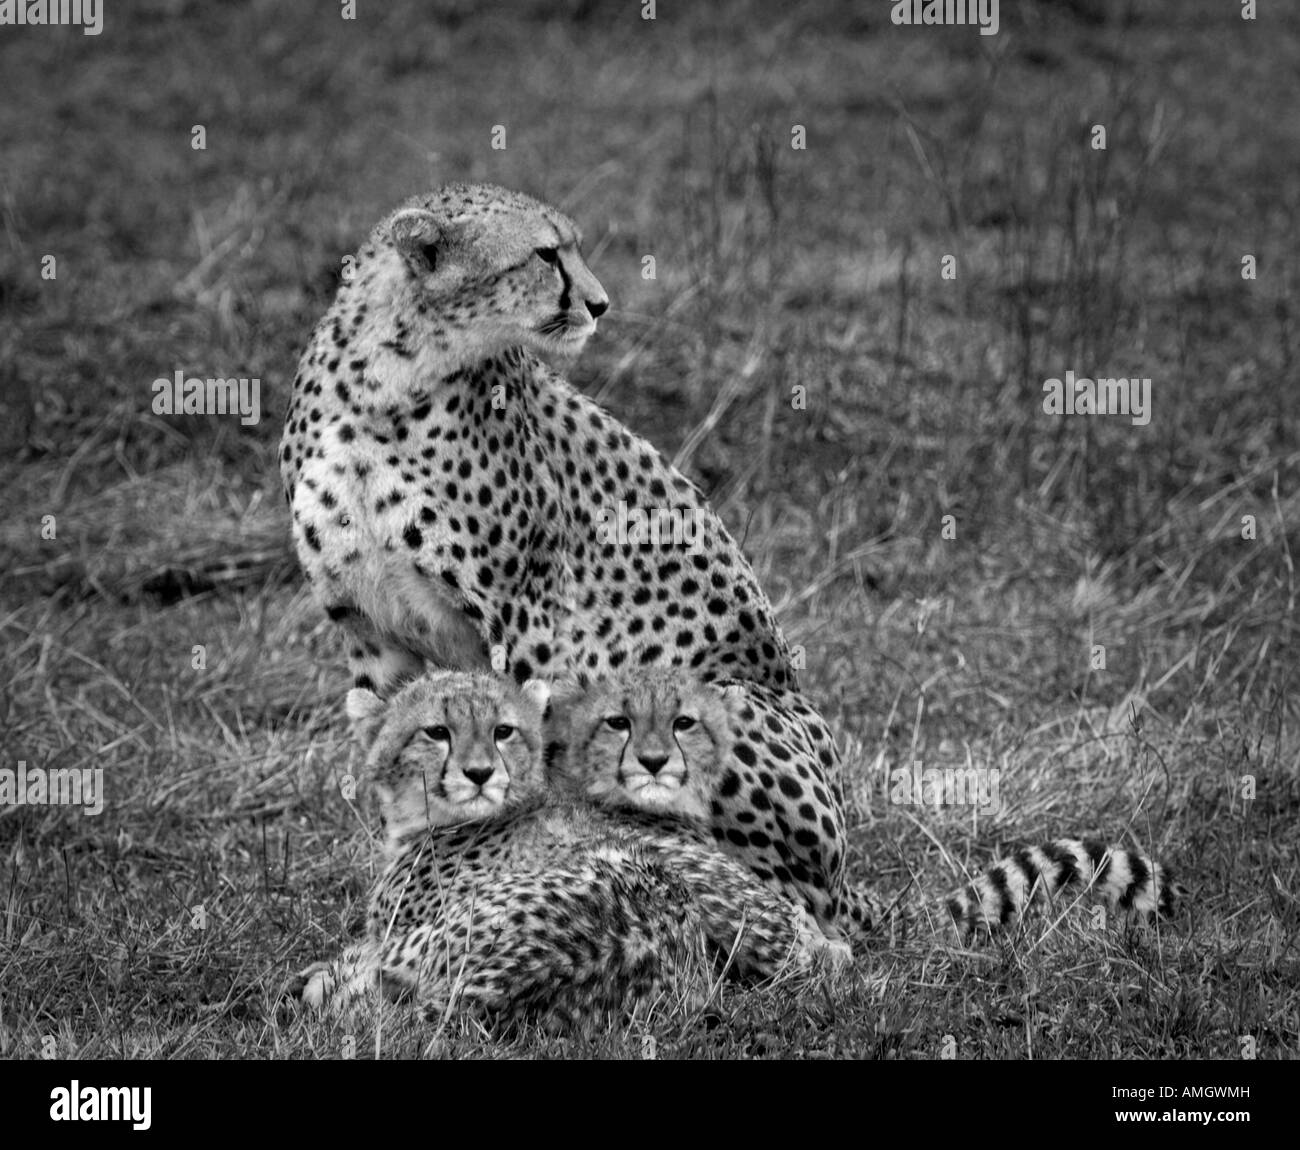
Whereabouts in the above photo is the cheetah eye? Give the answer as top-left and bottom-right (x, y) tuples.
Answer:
(423, 725), (450, 741)
(603, 716), (631, 733)
(494, 724), (516, 741)
(672, 716), (697, 732)
(535, 247), (559, 266)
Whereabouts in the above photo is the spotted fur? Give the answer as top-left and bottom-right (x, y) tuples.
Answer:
(280, 183), (794, 700)
(301, 842), (704, 1028)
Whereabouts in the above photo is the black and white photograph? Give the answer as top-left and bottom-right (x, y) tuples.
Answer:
(0, 0), (1295, 1104)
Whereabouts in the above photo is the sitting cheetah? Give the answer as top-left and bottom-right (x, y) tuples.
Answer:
(279, 182), (795, 699)
(294, 672), (841, 1025)
(555, 673), (1181, 946)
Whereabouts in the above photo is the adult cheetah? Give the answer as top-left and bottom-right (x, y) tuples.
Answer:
(280, 183), (794, 698)
(293, 672), (842, 1025)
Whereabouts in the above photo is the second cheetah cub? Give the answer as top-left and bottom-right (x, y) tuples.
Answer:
(552, 674), (853, 972)
(553, 670), (868, 937)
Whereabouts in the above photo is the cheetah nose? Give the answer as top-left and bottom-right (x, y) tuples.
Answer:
(463, 765), (494, 787)
(585, 296), (608, 320)
(638, 753), (669, 776)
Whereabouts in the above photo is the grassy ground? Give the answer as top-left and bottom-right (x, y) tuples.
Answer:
(1, 0), (1297, 1059)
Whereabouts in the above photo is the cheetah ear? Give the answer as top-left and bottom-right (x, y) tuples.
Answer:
(346, 687), (386, 747)
(388, 209), (450, 270)
(546, 677), (584, 709)
(519, 678), (551, 714)
(720, 683), (747, 704)
(542, 678), (584, 734)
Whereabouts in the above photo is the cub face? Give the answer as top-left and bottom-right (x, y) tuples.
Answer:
(348, 671), (550, 842)
(554, 672), (735, 821)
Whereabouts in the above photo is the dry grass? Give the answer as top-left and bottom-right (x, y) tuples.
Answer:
(1, 0), (1297, 1059)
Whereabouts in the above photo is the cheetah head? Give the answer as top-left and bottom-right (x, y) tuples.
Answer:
(353, 183), (609, 373)
(347, 671), (550, 843)
(553, 672), (736, 822)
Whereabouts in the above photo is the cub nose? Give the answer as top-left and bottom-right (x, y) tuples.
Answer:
(638, 753), (669, 776)
(463, 765), (494, 787)
(585, 296), (608, 319)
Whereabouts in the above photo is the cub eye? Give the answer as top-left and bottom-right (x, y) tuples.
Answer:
(422, 725), (450, 741)
(672, 716), (697, 732)
(494, 724), (516, 741)
(603, 716), (631, 732)
(535, 247), (559, 265)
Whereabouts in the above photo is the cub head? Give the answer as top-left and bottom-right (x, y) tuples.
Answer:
(351, 182), (609, 373)
(553, 672), (735, 822)
(347, 671), (550, 845)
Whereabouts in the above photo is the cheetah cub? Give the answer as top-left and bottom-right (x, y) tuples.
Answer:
(294, 672), (702, 1026)
(554, 669), (860, 940)
(346, 668), (550, 852)
(280, 182), (794, 699)
(551, 674), (853, 974)
(555, 673), (1181, 946)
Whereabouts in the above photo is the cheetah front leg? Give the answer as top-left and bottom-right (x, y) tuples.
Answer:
(328, 601), (494, 697)
(324, 605), (426, 698)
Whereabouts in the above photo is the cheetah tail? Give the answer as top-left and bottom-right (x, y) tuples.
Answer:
(945, 838), (1181, 938)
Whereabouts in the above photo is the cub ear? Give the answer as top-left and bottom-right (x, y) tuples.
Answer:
(541, 678), (585, 736)
(519, 678), (551, 715)
(346, 687), (386, 747)
(388, 208), (448, 270)
(545, 677), (586, 711)
(720, 683), (747, 703)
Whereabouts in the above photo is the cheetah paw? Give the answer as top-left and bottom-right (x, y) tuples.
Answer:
(291, 961), (339, 1011)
